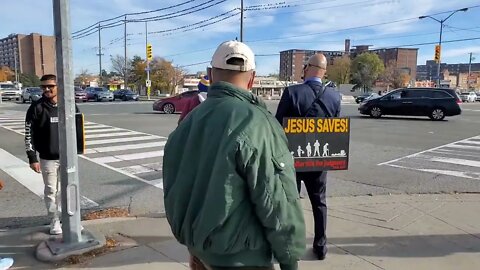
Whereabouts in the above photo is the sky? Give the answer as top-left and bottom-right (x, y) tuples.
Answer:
(1, 0), (480, 77)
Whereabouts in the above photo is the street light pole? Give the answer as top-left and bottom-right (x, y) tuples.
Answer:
(419, 8), (468, 87)
(240, 0), (244, 42)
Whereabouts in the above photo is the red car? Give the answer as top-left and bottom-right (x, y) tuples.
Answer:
(153, 91), (199, 114)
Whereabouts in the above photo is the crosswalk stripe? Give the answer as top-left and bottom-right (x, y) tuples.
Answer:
(89, 150), (164, 163)
(387, 163), (480, 180)
(84, 124), (112, 130)
(418, 154), (480, 168)
(0, 123), (25, 129)
(85, 128), (122, 134)
(447, 144), (480, 151)
(0, 148), (98, 208)
(0, 119), (24, 123)
(85, 131), (142, 139)
(120, 162), (163, 174)
(86, 135), (159, 145)
(84, 141), (166, 154)
(150, 179), (164, 189)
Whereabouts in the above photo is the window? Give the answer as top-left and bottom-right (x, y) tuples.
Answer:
(432, 91), (451, 98)
(407, 90), (431, 98)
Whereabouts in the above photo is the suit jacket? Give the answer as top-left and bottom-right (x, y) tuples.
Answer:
(275, 80), (341, 124)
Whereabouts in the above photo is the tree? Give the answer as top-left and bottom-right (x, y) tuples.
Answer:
(19, 73), (40, 87)
(0, 66), (14, 82)
(380, 60), (409, 89)
(74, 69), (93, 86)
(326, 56), (351, 84)
(110, 55), (130, 78)
(351, 52), (385, 92)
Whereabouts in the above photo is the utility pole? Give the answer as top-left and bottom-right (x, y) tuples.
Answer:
(97, 23), (103, 86)
(39, 0), (102, 261)
(419, 8), (468, 87)
(468, 52), (473, 89)
(145, 22), (151, 100)
(14, 48), (19, 84)
(124, 15), (128, 89)
(240, 0), (244, 42)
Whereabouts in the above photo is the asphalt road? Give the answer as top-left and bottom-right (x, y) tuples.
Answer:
(1, 99), (480, 228)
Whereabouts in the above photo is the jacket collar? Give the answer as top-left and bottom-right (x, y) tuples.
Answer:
(208, 81), (267, 109)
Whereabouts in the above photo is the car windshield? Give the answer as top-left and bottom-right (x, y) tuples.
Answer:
(125, 90), (134, 94)
(95, 88), (108, 92)
(30, 88), (42, 94)
(0, 84), (15, 89)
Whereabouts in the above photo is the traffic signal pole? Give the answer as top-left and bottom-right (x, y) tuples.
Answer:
(145, 22), (151, 100)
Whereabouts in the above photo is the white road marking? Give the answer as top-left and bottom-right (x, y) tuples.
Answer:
(85, 131), (142, 139)
(150, 179), (164, 189)
(0, 123), (25, 129)
(90, 150), (164, 163)
(120, 162), (163, 174)
(86, 135), (159, 145)
(85, 128), (122, 134)
(0, 148), (99, 208)
(378, 135), (480, 166)
(83, 124), (112, 129)
(84, 141), (166, 154)
(417, 154), (480, 168)
(447, 144), (480, 151)
(387, 164), (480, 180)
(0, 119), (24, 123)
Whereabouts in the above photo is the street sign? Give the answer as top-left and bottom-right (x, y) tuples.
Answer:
(146, 43), (153, 61)
(434, 45), (441, 63)
(283, 117), (350, 172)
(146, 79), (151, 87)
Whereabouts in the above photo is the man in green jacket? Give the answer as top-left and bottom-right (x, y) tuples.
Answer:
(163, 40), (306, 270)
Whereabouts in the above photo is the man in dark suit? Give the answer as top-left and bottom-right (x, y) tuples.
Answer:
(275, 53), (341, 261)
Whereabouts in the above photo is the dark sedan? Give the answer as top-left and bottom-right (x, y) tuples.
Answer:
(359, 88), (461, 121)
(113, 89), (139, 101)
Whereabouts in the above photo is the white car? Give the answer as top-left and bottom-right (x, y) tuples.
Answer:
(466, 92), (477, 103)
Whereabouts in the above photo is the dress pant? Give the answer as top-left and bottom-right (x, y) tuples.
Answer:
(296, 171), (327, 249)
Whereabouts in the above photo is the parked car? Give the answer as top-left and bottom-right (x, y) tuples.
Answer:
(153, 90), (199, 114)
(358, 88), (462, 121)
(459, 91), (477, 103)
(113, 89), (139, 101)
(21, 87), (43, 103)
(74, 87), (88, 102)
(85, 87), (113, 102)
(0, 82), (21, 101)
(476, 92), (480, 102)
(355, 93), (380, 103)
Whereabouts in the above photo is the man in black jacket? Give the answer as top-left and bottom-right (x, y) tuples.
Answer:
(275, 54), (341, 260)
(25, 74), (79, 235)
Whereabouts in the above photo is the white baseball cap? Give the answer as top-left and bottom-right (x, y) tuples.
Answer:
(211, 40), (255, 72)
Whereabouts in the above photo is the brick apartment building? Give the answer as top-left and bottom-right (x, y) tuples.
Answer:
(279, 40), (418, 83)
(417, 60), (480, 81)
(0, 33), (56, 78)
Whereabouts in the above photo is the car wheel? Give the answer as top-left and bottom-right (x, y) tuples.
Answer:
(162, 103), (175, 114)
(21, 97), (25, 103)
(430, 108), (445, 121)
(123, 96), (128, 101)
(95, 95), (100, 102)
(29, 97), (33, 103)
(369, 106), (382, 118)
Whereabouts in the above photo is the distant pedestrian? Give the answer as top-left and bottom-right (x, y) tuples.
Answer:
(178, 75), (210, 124)
(276, 53), (341, 260)
(164, 40), (306, 270)
(25, 74), (80, 235)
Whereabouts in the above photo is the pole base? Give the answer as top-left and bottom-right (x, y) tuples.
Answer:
(36, 229), (106, 262)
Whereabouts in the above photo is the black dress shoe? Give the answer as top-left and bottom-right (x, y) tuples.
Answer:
(313, 246), (327, 260)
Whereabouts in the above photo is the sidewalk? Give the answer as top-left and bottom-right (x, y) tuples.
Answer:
(1, 193), (479, 269)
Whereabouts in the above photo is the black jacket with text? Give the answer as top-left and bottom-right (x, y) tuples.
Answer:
(25, 97), (79, 163)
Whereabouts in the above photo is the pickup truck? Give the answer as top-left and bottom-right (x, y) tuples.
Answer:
(0, 82), (22, 101)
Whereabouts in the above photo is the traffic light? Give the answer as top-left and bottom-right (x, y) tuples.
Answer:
(146, 44), (153, 61)
(434, 45), (441, 63)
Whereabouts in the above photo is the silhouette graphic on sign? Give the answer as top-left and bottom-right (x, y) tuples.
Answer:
(297, 146), (305, 157)
(314, 140), (321, 157)
(332, 150), (347, 157)
(306, 143), (312, 157)
(322, 143), (330, 157)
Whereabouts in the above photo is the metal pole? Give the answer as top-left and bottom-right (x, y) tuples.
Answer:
(146, 22), (151, 100)
(468, 52), (472, 89)
(14, 48), (19, 84)
(240, 0), (244, 42)
(98, 23), (102, 86)
(124, 15), (128, 89)
(436, 22), (443, 87)
(52, 0), (82, 244)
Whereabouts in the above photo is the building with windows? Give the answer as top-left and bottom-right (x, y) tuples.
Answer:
(279, 40), (418, 83)
(0, 33), (56, 78)
(417, 60), (480, 82)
